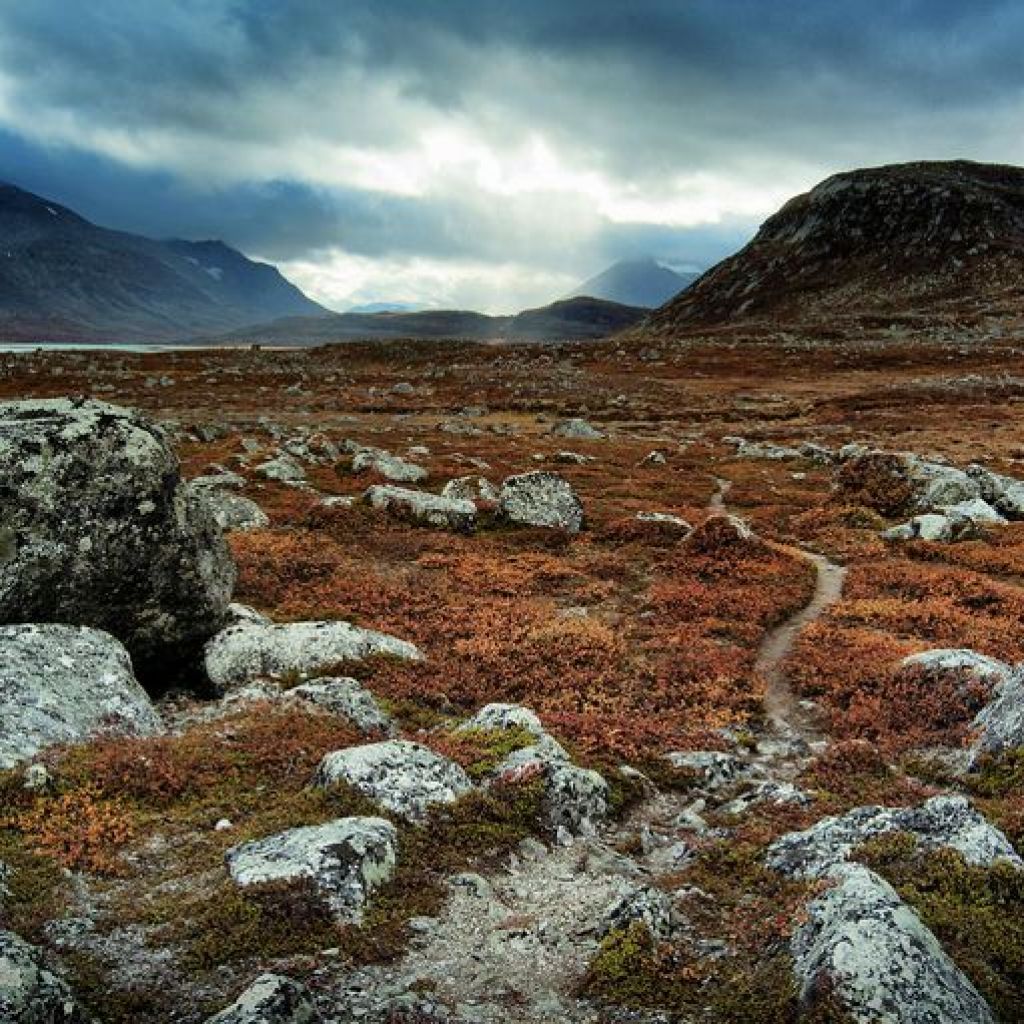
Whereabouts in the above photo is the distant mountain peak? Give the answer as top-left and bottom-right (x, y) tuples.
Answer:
(567, 257), (697, 308)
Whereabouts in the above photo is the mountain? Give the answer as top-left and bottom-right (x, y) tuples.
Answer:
(0, 183), (325, 342)
(345, 301), (424, 314)
(203, 295), (647, 346)
(568, 257), (697, 308)
(639, 161), (1024, 339)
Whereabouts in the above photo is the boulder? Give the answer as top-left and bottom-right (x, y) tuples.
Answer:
(455, 703), (567, 759)
(0, 624), (161, 770)
(0, 398), (235, 683)
(363, 485), (477, 532)
(441, 476), (499, 505)
(971, 666), (1024, 762)
(192, 486), (269, 532)
(225, 817), (397, 921)
(206, 974), (319, 1024)
(600, 885), (678, 941)
(664, 750), (757, 792)
(968, 464), (1024, 519)
(281, 677), (395, 736)
(204, 619), (421, 693)
(351, 448), (427, 483)
(0, 929), (89, 1023)
(881, 511), (987, 543)
(792, 863), (994, 1023)
(255, 455), (306, 484)
(498, 472), (584, 533)
(767, 795), (1021, 880)
(898, 649), (1011, 711)
(940, 497), (1007, 525)
(550, 418), (603, 440)
(904, 456), (981, 511)
(315, 741), (473, 820)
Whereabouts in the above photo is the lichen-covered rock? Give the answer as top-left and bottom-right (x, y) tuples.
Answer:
(968, 464), (1024, 519)
(718, 780), (812, 816)
(441, 476), (499, 505)
(881, 510), (988, 543)
(664, 750), (756, 792)
(940, 497), (1007, 525)
(898, 648), (1011, 709)
(206, 974), (319, 1024)
(363, 485), (477, 532)
(904, 456), (982, 511)
(971, 666), (1024, 762)
(225, 817), (397, 921)
(600, 885), (678, 941)
(0, 398), (235, 682)
(498, 472), (584, 533)
(204, 619), (421, 693)
(315, 741), (473, 820)
(456, 703), (567, 759)
(550, 418), (603, 440)
(192, 486), (269, 532)
(255, 454), (306, 484)
(0, 624), (161, 769)
(282, 677), (395, 735)
(791, 863), (994, 1024)
(0, 929), (90, 1023)
(767, 795), (1021, 879)
(352, 448), (428, 483)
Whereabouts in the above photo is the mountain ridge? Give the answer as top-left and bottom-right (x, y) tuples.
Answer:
(567, 257), (697, 308)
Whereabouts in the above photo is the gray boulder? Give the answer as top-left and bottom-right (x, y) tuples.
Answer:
(363, 485), (477, 532)
(498, 472), (584, 533)
(0, 398), (235, 682)
(600, 885), (678, 941)
(767, 795), (1021, 880)
(904, 456), (981, 511)
(192, 486), (269, 532)
(0, 929), (90, 1023)
(204, 619), (421, 693)
(664, 750), (757, 793)
(282, 677), (395, 736)
(226, 817), (397, 921)
(315, 741), (473, 820)
(206, 974), (319, 1024)
(351, 448), (427, 483)
(791, 863), (994, 1023)
(968, 464), (1024, 519)
(971, 666), (1024, 763)
(550, 418), (603, 440)
(441, 476), (499, 504)
(456, 703), (567, 760)
(0, 624), (161, 769)
(255, 455), (306, 484)
(900, 648), (1011, 688)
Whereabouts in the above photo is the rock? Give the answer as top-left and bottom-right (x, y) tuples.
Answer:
(684, 514), (757, 553)
(899, 649), (1011, 706)
(204, 619), (421, 693)
(553, 451), (595, 465)
(640, 450), (667, 466)
(600, 885), (677, 941)
(352, 448), (428, 483)
(282, 677), (395, 735)
(971, 665), (1024, 762)
(718, 780), (811, 816)
(634, 512), (692, 531)
(190, 470), (247, 491)
(363, 485), (477, 532)
(968, 464), (1024, 519)
(225, 817), (397, 921)
(767, 795), (1022, 880)
(315, 741), (473, 820)
(206, 974), (319, 1024)
(882, 511), (988, 543)
(193, 486), (269, 532)
(733, 439), (803, 460)
(0, 624), (162, 769)
(441, 476), (499, 504)
(0, 398), (235, 682)
(255, 454), (307, 484)
(791, 863), (994, 1024)
(550, 418), (603, 440)
(940, 497), (1006, 525)
(0, 929), (89, 1023)
(664, 750), (756, 792)
(904, 456), (982, 511)
(498, 472), (584, 533)
(456, 703), (568, 760)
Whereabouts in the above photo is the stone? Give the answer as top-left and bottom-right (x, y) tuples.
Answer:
(767, 795), (1022, 880)
(206, 974), (319, 1024)
(600, 885), (678, 941)
(351, 448), (428, 483)
(665, 750), (756, 792)
(498, 472), (584, 533)
(634, 512), (692, 531)
(0, 624), (162, 770)
(441, 476), (499, 504)
(882, 511), (988, 543)
(363, 485), (477, 532)
(0, 929), (89, 1023)
(315, 741), (473, 820)
(899, 649), (1011, 705)
(550, 418), (603, 440)
(282, 677), (395, 735)
(904, 456), (982, 511)
(718, 780), (811, 816)
(791, 863), (994, 1024)
(968, 464), (1024, 519)
(939, 497), (1007, 525)
(456, 703), (569, 760)
(226, 817), (397, 921)
(204, 619), (421, 693)
(971, 665), (1024, 762)
(255, 454), (307, 484)
(684, 514), (757, 552)
(0, 398), (235, 682)
(193, 486), (269, 532)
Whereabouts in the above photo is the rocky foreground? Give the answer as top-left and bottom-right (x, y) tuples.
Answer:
(2, 340), (1024, 1023)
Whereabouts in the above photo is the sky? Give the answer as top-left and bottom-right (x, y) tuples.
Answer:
(0, 1), (1023, 313)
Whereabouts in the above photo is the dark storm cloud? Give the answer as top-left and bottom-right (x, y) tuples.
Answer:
(1, 1), (1022, 307)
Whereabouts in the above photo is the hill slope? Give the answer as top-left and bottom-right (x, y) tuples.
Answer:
(205, 295), (647, 346)
(568, 257), (697, 308)
(640, 160), (1024, 338)
(0, 183), (325, 342)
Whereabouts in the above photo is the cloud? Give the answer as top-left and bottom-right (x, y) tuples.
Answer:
(0, 1), (1022, 311)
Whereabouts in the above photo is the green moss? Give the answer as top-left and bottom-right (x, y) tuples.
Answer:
(446, 725), (537, 780)
(0, 834), (68, 940)
(966, 749), (1024, 799)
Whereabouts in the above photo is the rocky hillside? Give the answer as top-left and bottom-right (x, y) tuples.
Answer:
(640, 160), (1024, 337)
(567, 257), (697, 308)
(0, 184), (325, 342)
